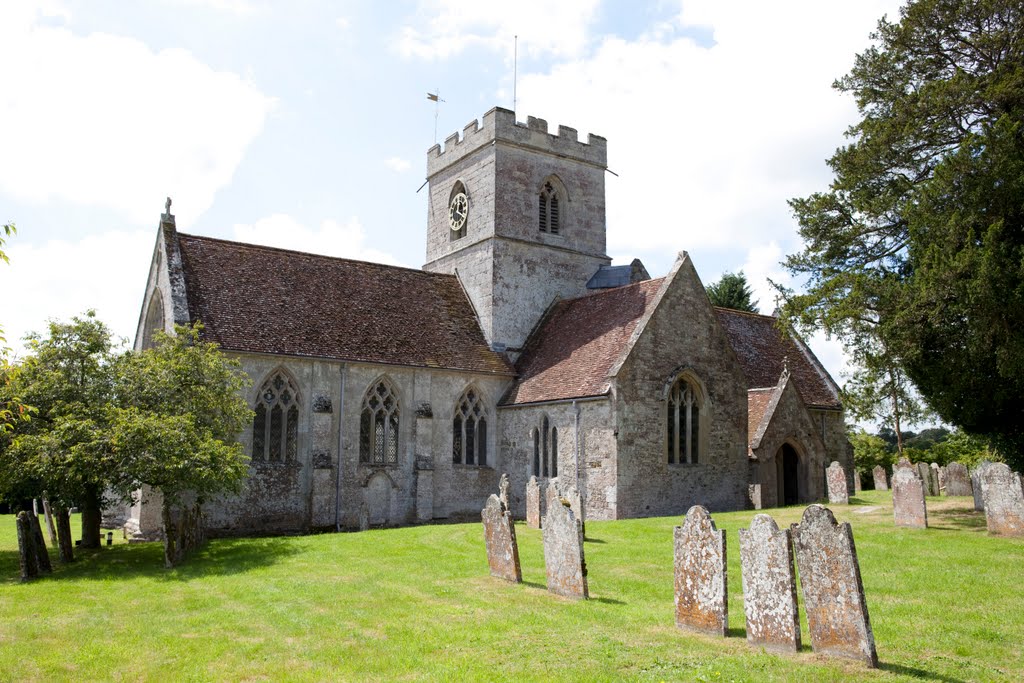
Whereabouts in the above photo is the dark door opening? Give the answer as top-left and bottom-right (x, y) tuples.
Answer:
(780, 444), (800, 506)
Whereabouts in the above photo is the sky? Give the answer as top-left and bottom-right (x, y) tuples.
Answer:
(0, 0), (905, 396)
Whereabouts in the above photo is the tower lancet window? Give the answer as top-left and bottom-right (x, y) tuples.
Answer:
(539, 182), (560, 235)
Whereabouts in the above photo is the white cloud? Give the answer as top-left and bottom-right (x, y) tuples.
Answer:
(384, 157), (412, 173)
(396, 0), (601, 60)
(167, 0), (264, 15)
(232, 214), (405, 266)
(0, 7), (276, 226)
(336, 16), (351, 30)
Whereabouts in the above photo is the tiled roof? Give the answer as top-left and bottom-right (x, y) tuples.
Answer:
(175, 233), (513, 375)
(715, 308), (841, 409)
(747, 388), (775, 449)
(501, 278), (664, 405)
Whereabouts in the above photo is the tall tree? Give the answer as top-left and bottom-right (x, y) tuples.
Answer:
(706, 271), (759, 312)
(1, 222), (30, 435)
(779, 0), (1024, 467)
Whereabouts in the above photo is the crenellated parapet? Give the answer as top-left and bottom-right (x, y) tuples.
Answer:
(427, 107), (607, 178)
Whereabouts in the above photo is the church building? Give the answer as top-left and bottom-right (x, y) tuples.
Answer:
(127, 107), (850, 536)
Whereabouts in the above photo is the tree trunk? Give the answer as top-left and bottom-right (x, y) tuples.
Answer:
(55, 506), (74, 563)
(79, 486), (102, 548)
(42, 498), (58, 546)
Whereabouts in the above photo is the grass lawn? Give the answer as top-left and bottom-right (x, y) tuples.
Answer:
(2, 491), (1022, 682)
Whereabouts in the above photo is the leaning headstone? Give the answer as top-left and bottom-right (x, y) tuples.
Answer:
(944, 462), (973, 497)
(931, 463), (943, 494)
(498, 473), (511, 511)
(872, 466), (888, 491)
(525, 477), (541, 529)
(542, 498), (588, 599)
(791, 505), (878, 667)
(481, 494), (522, 583)
(28, 511), (53, 574)
(980, 463), (1024, 537)
(891, 466), (928, 529)
(826, 461), (849, 504)
(738, 514), (800, 652)
(16, 511), (40, 582)
(674, 505), (727, 636)
(972, 461), (991, 511)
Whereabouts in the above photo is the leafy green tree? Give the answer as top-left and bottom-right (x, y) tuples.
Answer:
(706, 271), (759, 312)
(931, 429), (993, 467)
(849, 428), (893, 484)
(779, 0), (1024, 468)
(1, 222), (31, 435)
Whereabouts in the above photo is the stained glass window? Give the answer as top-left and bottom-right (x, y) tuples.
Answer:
(360, 379), (400, 465)
(251, 371), (301, 463)
(452, 387), (488, 466)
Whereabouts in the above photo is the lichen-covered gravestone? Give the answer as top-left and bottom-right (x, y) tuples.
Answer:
(791, 505), (878, 667)
(944, 462), (973, 497)
(980, 463), (1024, 537)
(542, 497), (588, 599)
(916, 463), (934, 496)
(525, 476), (541, 529)
(674, 505), (727, 636)
(738, 514), (800, 652)
(481, 494), (522, 583)
(498, 473), (510, 511)
(826, 461), (849, 505)
(891, 465), (928, 529)
(872, 466), (888, 491)
(931, 463), (943, 494)
(972, 461), (992, 511)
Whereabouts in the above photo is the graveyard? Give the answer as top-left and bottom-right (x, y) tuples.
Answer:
(2, 489), (1023, 681)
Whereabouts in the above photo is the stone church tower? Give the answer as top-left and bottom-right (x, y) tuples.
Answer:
(422, 107), (612, 353)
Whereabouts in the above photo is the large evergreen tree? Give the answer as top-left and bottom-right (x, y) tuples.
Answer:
(780, 0), (1024, 467)
(706, 271), (759, 312)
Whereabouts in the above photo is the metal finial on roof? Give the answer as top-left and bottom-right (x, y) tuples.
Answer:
(783, 354), (790, 375)
(164, 196), (172, 214)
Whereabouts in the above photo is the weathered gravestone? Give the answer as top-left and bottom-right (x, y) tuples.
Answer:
(15, 511), (40, 582)
(542, 497), (587, 599)
(481, 494), (522, 583)
(944, 462), (973, 497)
(854, 471), (863, 493)
(28, 511), (53, 574)
(980, 463), (1024, 537)
(931, 463), (943, 494)
(498, 473), (511, 511)
(916, 463), (935, 496)
(674, 505), (727, 636)
(738, 514), (800, 652)
(525, 476), (541, 529)
(972, 461), (992, 511)
(791, 505), (878, 667)
(872, 466), (888, 491)
(826, 461), (849, 505)
(162, 502), (205, 569)
(891, 465), (927, 529)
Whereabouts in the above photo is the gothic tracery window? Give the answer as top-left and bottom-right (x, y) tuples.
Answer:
(452, 387), (488, 466)
(667, 375), (701, 465)
(252, 371), (300, 463)
(360, 379), (400, 465)
(538, 182), (560, 234)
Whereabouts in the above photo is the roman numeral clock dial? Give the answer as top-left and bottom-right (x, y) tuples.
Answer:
(449, 192), (468, 231)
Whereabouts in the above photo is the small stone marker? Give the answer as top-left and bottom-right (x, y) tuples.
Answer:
(542, 497), (588, 599)
(980, 463), (1024, 537)
(498, 473), (511, 511)
(791, 505), (878, 667)
(16, 511), (40, 582)
(738, 514), (800, 652)
(891, 465), (927, 529)
(944, 462), (973, 497)
(872, 466), (888, 491)
(826, 461), (849, 505)
(481, 494), (522, 583)
(972, 461), (991, 511)
(931, 463), (942, 494)
(674, 505), (727, 636)
(526, 476), (541, 529)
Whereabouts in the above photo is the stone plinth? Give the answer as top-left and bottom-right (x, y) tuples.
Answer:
(892, 465), (927, 529)
(481, 494), (522, 583)
(826, 461), (849, 505)
(872, 466), (888, 491)
(944, 462), (973, 497)
(738, 514), (800, 652)
(526, 477), (541, 529)
(980, 463), (1024, 537)
(542, 499), (588, 599)
(674, 505), (727, 636)
(791, 505), (878, 667)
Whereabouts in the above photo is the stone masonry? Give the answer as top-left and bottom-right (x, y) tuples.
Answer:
(891, 465), (928, 529)
(944, 462), (973, 497)
(872, 465), (888, 491)
(980, 463), (1024, 537)
(481, 494), (522, 583)
(673, 506), (727, 636)
(826, 461), (849, 505)
(738, 514), (800, 652)
(542, 498), (588, 599)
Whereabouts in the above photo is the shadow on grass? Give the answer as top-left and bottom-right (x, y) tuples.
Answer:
(879, 662), (966, 682)
(1, 535), (301, 585)
(927, 507), (988, 531)
(584, 536), (606, 544)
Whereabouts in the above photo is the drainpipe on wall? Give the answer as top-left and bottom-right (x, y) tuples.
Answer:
(573, 400), (583, 509)
(334, 365), (347, 532)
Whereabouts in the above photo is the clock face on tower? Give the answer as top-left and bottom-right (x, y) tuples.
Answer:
(449, 191), (468, 231)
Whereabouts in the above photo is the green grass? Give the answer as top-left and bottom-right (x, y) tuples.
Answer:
(2, 491), (1022, 681)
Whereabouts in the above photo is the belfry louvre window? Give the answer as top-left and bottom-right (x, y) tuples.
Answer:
(360, 379), (400, 465)
(667, 376), (701, 465)
(452, 388), (488, 466)
(538, 182), (560, 234)
(252, 372), (300, 462)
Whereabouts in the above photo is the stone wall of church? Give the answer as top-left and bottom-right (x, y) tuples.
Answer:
(498, 399), (618, 521)
(810, 408), (854, 494)
(612, 260), (750, 518)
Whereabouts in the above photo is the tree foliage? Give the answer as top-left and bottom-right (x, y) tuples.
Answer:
(850, 428), (894, 477)
(780, 0), (1024, 467)
(1, 222), (31, 435)
(706, 271), (759, 312)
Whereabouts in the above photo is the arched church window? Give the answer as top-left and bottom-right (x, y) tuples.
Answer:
(360, 379), (400, 465)
(531, 416), (558, 477)
(141, 291), (165, 350)
(452, 387), (488, 466)
(252, 371), (300, 463)
(667, 375), (701, 465)
(538, 182), (560, 234)
(449, 181), (468, 241)
(550, 426), (558, 477)
(532, 428), (541, 477)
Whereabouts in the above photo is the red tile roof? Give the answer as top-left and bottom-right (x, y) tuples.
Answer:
(714, 308), (840, 409)
(175, 233), (513, 375)
(501, 279), (664, 405)
(747, 388), (775, 446)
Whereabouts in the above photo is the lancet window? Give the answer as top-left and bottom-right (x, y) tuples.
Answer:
(531, 415), (558, 477)
(360, 379), (400, 465)
(667, 375), (701, 465)
(538, 181), (560, 234)
(452, 387), (488, 466)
